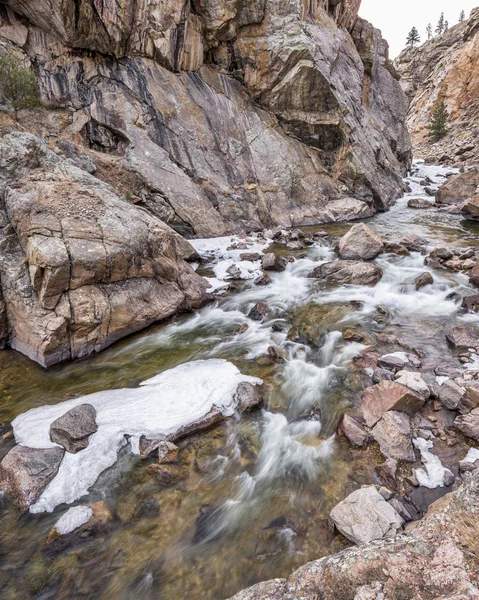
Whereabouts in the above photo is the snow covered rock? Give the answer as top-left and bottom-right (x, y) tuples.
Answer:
(330, 486), (403, 545)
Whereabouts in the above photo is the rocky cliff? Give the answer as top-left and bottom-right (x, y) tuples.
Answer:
(395, 8), (479, 165)
(0, 0), (410, 237)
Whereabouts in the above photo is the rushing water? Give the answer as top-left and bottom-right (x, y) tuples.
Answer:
(1, 161), (479, 599)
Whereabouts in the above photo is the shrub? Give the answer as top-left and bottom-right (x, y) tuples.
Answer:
(0, 53), (40, 115)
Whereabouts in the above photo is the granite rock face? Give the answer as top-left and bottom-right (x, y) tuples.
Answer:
(0, 0), (411, 237)
(0, 133), (209, 366)
(395, 8), (479, 165)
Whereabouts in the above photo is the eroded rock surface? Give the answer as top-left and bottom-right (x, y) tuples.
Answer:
(310, 260), (383, 286)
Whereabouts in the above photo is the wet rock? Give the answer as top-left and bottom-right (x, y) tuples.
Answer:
(0, 446), (64, 511)
(235, 323), (249, 335)
(50, 404), (98, 453)
(373, 368), (395, 383)
(240, 253), (261, 262)
(248, 301), (269, 322)
(429, 247), (454, 261)
(399, 233), (427, 252)
(384, 242), (410, 256)
(337, 224), (384, 261)
(329, 486), (403, 545)
(407, 198), (433, 209)
(158, 442), (179, 464)
(376, 458), (398, 489)
(338, 414), (371, 447)
(438, 380), (465, 410)
(262, 253), (287, 272)
(342, 329), (365, 342)
(469, 263), (479, 288)
(235, 382), (263, 413)
(267, 346), (286, 362)
(395, 371), (430, 399)
(446, 327), (479, 349)
(361, 380), (424, 428)
(454, 409), (479, 441)
(371, 411), (415, 462)
(461, 294), (479, 313)
(44, 501), (113, 555)
(414, 272), (433, 289)
(310, 260), (383, 286)
(353, 351), (380, 371)
(378, 352), (420, 371)
(254, 273), (271, 286)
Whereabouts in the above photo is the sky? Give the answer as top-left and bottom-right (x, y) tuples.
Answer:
(359, 0), (479, 58)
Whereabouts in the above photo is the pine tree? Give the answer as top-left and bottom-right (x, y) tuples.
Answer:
(444, 20), (449, 31)
(406, 27), (421, 47)
(427, 101), (448, 142)
(426, 23), (433, 39)
(436, 12), (445, 35)
(459, 10), (466, 22)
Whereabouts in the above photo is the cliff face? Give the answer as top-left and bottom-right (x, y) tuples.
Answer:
(0, 0), (411, 237)
(395, 8), (479, 165)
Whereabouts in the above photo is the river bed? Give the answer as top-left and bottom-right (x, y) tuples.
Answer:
(1, 161), (479, 599)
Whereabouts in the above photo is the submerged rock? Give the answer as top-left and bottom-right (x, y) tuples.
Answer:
(361, 381), (424, 428)
(329, 486), (403, 545)
(337, 224), (384, 261)
(248, 301), (270, 322)
(414, 272), (433, 289)
(0, 446), (64, 511)
(310, 260), (383, 286)
(50, 404), (98, 453)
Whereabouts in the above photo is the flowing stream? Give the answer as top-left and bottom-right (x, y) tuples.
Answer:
(1, 161), (479, 599)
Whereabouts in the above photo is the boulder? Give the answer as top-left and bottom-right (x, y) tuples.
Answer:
(454, 409), (479, 441)
(372, 368), (396, 383)
(338, 414), (371, 447)
(376, 458), (398, 489)
(254, 273), (271, 286)
(461, 294), (479, 313)
(371, 411), (415, 462)
(310, 260), (383, 286)
(240, 253), (261, 262)
(337, 224), (384, 261)
(460, 193), (479, 221)
(235, 382), (264, 413)
(361, 380), (424, 428)
(399, 233), (427, 252)
(414, 272), (433, 289)
(458, 387), (479, 414)
(329, 486), (403, 545)
(407, 198), (433, 209)
(446, 327), (479, 349)
(0, 446), (64, 511)
(262, 253), (287, 272)
(158, 442), (179, 464)
(469, 263), (479, 288)
(438, 380), (465, 410)
(395, 371), (430, 399)
(248, 302), (270, 322)
(435, 169), (479, 205)
(378, 352), (420, 371)
(50, 404), (98, 453)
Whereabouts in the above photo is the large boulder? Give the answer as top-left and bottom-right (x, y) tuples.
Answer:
(455, 408), (479, 441)
(329, 486), (404, 545)
(460, 193), (479, 220)
(50, 404), (98, 453)
(310, 260), (383, 286)
(371, 411), (415, 462)
(446, 327), (479, 349)
(361, 380), (424, 428)
(436, 169), (479, 205)
(0, 134), (209, 367)
(338, 224), (384, 261)
(0, 446), (64, 511)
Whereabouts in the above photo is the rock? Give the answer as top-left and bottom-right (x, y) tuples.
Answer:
(235, 323), (249, 335)
(44, 501), (113, 554)
(438, 380), (465, 411)
(267, 346), (287, 362)
(0, 446), (64, 511)
(361, 380), (424, 428)
(338, 414), (371, 447)
(378, 352), (420, 371)
(337, 224), (384, 261)
(461, 295), (479, 313)
(310, 260), (383, 286)
(139, 437), (167, 459)
(248, 302), (269, 322)
(225, 264), (242, 279)
(388, 497), (418, 523)
(460, 193), (479, 221)
(240, 253), (261, 262)
(372, 368), (396, 383)
(158, 442), (179, 464)
(446, 327), (479, 349)
(399, 233), (427, 252)
(235, 382), (263, 413)
(50, 404), (98, 453)
(469, 263), (479, 288)
(262, 253), (287, 272)
(407, 198), (433, 209)
(329, 486), (403, 545)
(436, 170), (479, 204)
(371, 411), (415, 462)
(458, 387), (479, 414)
(342, 329), (365, 342)
(414, 272), (433, 289)
(429, 247), (454, 261)
(254, 273), (271, 286)
(384, 242), (410, 256)
(0, 133), (210, 367)
(455, 409), (479, 441)
(395, 371), (430, 399)
(376, 458), (398, 489)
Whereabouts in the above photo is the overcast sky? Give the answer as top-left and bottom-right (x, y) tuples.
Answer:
(359, 1), (478, 58)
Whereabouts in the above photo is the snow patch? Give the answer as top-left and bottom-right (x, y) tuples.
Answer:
(12, 359), (262, 513)
(55, 506), (93, 535)
(463, 448), (479, 464)
(413, 437), (453, 489)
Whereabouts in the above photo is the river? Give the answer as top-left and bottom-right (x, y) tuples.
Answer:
(1, 161), (479, 599)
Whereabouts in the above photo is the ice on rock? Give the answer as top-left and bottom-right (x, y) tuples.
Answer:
(55, 506), (93, 535)
(12, 359), (262, 513)
(463, 448), (479, 463)
(413, 437), (453, 489)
